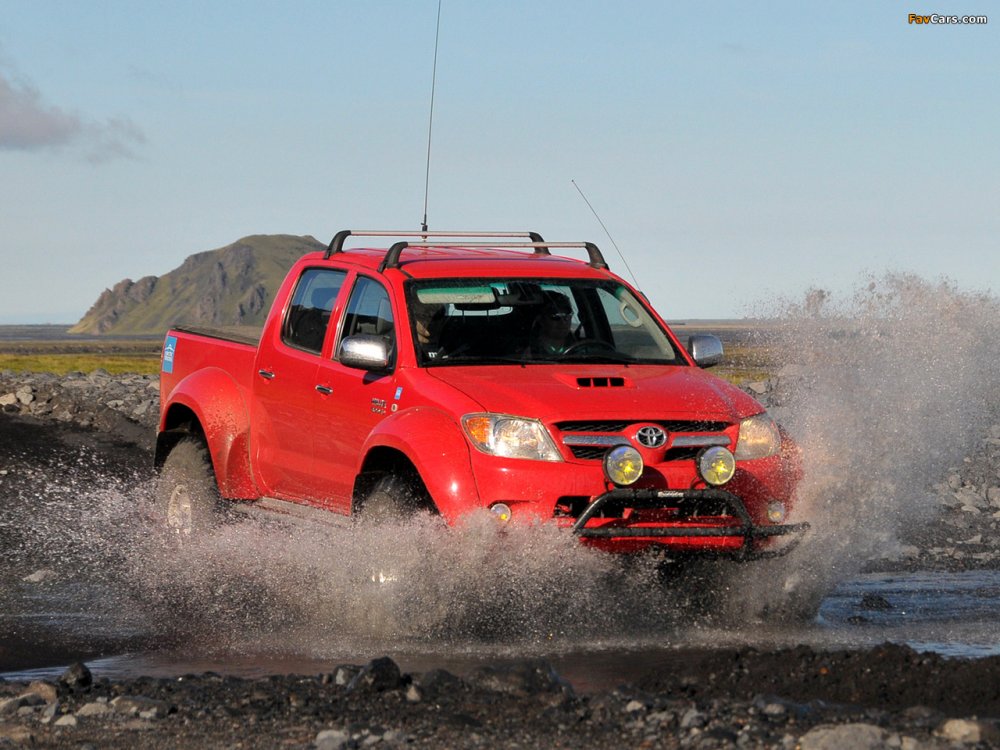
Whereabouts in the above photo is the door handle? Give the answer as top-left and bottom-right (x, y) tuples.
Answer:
(315, 385), (333, 395)
(258, 369), (275, 380)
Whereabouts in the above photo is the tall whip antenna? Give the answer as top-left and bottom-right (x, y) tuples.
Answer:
(572, 179), (642, 290)
(421, 0), (443, 233)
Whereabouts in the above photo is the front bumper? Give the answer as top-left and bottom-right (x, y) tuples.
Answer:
(570, 488), (810, 559)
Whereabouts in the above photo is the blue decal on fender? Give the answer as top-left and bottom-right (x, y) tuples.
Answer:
(162, 335), (177, 373)
(394, 386), (403, 400)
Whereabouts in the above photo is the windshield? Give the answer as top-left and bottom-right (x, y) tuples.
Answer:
(406, 278), (686, 366)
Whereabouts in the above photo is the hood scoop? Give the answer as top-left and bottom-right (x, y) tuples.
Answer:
(553, 370), (635, 390)
(578, 376), (625, 388)
(552, 373), (632, 389)
(555, 372), (635, 389)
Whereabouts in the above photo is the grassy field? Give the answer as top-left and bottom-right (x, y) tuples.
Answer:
(0, 339), (162, 375)
(0, 353), (162, 375)
(711, 343), (776, 385)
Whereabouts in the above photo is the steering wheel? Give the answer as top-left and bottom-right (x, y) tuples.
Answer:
(562, 339), (618, 355)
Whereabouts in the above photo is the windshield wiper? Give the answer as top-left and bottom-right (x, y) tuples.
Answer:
(430, 355), (530, 366)
(560, 352), (636, 363)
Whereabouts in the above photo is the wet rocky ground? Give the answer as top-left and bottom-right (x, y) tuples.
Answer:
(5, 648), (1000, 749)
(0, 370), (157, 448)
(3, 370), (1000, 748)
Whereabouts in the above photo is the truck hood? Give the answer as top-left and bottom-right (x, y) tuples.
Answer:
(427, 365), (763, 423)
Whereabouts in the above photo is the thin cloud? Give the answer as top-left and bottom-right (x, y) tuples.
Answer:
(0, 72), (80, 149)
(84, 116), (147, 164)
(0, 69), (145, 161)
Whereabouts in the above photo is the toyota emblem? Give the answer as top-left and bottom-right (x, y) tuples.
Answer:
(635, 425), (667, 448)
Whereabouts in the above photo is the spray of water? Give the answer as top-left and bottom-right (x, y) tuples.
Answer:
(4, 272), (998, 667)
(5, 453), (691, 664)
(124, 502), (690, 659)
(723, 273), (1000, 619)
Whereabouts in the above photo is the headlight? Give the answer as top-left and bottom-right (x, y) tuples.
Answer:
(698, 446), (736, 486)
(734, 413), (781, 460)
(603, 445), (643, 486)
(462, 414), (562, 461)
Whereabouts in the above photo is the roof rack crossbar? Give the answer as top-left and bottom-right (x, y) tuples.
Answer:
(380, 241), (410, 272)
(325, 229), (546, 259)
(376, 241), (608, 272)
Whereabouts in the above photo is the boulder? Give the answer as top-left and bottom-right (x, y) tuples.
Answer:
(59, 662), (93, 690)
(799, 723), (887, 750)
(467, 660), (574, 700)
(937, 718), (1000, 744)
(345, 657), (403, 693)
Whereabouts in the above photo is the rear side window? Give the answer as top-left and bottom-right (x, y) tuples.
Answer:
(283, 268), (347, 353)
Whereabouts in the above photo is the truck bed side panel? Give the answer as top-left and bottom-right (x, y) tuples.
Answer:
(160, 330), (259, 499)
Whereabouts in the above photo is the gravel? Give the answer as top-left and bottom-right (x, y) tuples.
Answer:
(4, 652), (1000, 749)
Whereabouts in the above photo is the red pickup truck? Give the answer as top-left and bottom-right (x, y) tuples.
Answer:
(156, 230), (807, 558)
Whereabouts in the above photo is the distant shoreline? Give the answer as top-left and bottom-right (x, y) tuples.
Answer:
(0, 325), (162, 343)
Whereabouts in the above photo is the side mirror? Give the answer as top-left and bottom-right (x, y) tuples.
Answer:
(338, 335), (391, 371)
(687, 334), (724, 368)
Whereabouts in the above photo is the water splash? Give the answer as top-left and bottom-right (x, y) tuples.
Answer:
(5, 451), (689, 662)
(124, 503), (685, 659)
(725, 273), (1000, 619)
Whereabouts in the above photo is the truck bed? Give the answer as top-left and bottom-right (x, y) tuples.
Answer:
(160, 326), (260, 421)
(172, 325), (263, 347)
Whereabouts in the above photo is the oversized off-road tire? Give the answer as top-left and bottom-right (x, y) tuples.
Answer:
(358, 469), (432, 524)
(155, 438), (222, 537)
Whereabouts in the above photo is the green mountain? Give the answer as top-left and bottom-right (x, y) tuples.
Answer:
(70, 234), (325, 335)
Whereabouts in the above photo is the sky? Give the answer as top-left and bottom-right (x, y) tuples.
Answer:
(1, 1), (997, 324)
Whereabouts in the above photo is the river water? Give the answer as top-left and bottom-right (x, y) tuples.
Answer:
(5, 561), (1000, 691)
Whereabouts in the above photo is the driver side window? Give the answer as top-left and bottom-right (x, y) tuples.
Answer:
(339, 276), (395, 367)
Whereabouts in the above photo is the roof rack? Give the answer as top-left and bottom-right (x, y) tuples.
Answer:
(325, 230), (545, 258)
(378, 241), (608, 273)
(324, 229), (609, 272)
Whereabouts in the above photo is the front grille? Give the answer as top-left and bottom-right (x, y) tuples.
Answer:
(664, 446), (701, 461)
(568, 445), (704, 461)
(558, 419), (731, 462)
(569, 446), (612, 460)
(556, 419), (730, 433)
(558, 420), (629, 433)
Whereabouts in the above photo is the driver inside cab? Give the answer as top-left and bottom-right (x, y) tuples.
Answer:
(526, 290), (576, 358)
(412, 301), (447, 360)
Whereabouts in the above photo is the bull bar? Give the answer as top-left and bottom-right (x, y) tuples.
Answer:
(571, 488), (810, 559)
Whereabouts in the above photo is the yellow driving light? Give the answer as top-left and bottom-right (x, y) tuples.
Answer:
(698, 446), (736, 486)
(489, 502), (513, 523)
(603, 445), (643, 486)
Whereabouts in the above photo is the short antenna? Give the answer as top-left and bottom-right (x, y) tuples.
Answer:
(421, 0), (443, 233)
(572, 179), (641, 290)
